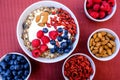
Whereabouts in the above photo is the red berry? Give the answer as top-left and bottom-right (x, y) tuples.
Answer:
(40, 44), (48, 53)
(49, 31), (58, 40)
(93, 0), (101, 3)
(93, 4), (100, 11)
(100, 1), (111, 11)
(108, 0), (115, 6)
(32, 39), (41, 48)
(99, 11), (106, 18)
(107, 7), (112, 14)
(87, 0), (93, 8)
(89, 11), (99, 19)
(32, 49), (42, 58)
(37, 30), (44, 38)
(87, 9), (93, 14)
(41, 36), (50, 44)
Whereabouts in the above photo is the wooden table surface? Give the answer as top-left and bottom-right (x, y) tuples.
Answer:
(0, 0), (120, 80)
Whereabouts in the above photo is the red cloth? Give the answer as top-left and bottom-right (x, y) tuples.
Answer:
(0, 0), (120, 80)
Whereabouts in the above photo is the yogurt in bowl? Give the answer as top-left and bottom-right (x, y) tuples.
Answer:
(17, 1), (80, 63)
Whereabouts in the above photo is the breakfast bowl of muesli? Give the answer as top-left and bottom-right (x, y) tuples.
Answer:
(17, 1), (80, 63)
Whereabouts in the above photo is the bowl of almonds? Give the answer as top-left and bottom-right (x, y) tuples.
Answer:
(87, 28), (120, 61)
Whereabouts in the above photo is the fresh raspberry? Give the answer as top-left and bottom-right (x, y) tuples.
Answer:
(32, 39), (41, 48)
(100, 1), (111, 11)
(93, 4), (100, 11)
(41, 36), (50, 44)
(32, 49), (42, 58)
(89, 11), (99, 19)
(87, 9), (93, 14)
(40, 44), (48, 53)
(37, 30), (44, 38)
(108, 0), (115, 6)
(49, 31), (58, 40)
(87, 0), (93, 8)
(99, 11), (106, 19)
(93, 0), (102, 3)
(107, 7), (112, 14)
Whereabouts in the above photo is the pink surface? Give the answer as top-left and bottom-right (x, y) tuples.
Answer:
(0, 0), (120, 80)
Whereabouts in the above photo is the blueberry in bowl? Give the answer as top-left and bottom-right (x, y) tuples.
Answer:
(0, 52), (31, 80)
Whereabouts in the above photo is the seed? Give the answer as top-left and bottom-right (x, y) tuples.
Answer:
(107, 43), (113, 48)
(93, 33), (97, 39)
(98, 32), (102, 39)
(99, 46), (103, 54)
(107, 49), (112, 55)
(95, 37), (100, 42)
(110, 40), (116, 46)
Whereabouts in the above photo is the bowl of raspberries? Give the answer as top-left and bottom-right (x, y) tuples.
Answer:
(84, 0), (117, 22)
(0, 52), (31, 80)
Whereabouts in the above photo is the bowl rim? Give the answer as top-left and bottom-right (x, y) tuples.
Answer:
(16, 0), (80, 63)
(87, 28), (120, 61)
(84, 0), (117, 22)
(62, 53), (96, 80)
(0, 52), (31, 80)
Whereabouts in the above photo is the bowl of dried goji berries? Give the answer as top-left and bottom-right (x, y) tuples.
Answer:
(17, 1), (80, 63)
(84, 0), (117, 22)
(62, 53), (96, 80)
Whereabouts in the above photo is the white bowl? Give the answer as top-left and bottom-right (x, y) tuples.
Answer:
(62, 53), (96, 80)
(84, 0), (117, 22)
(0, 52), (31, 80)
(17, 1), (80, 63)
(87, 28), (120, 61)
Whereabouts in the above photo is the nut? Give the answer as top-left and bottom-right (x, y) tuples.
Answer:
(89, 31), (116, 58)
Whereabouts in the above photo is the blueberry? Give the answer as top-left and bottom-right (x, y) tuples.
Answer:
(14, 76), (20, 80)
(17, 56), (23, 61)
(24, 63), (29, 69)
(50, 40), (56, 45)
(10, 65), (15, 70)
(64, 30), (68, 34)
(0, 66), (3, 73)
(11, 54), (16, 60)
(6, 69), (12, 76)
(4, 54), (11, 62)
(67, 39), (72, 45)
(64, 49), (70, 53)
(7, 76), (12, 80)
(50, 48), (56, 53)
(0, 61), (8, 69)
(62, 35), (68, 40)
(58, 48), (63, 54)
(9, 60), (14, 65)
(43, 28), (48, 33)
(12, 71), (17, 76)
(18, 70), (23, 76)
(57, 36), (63, 42)
(54, 45), (59, 51)
(57, 28), (63, 33)
(60, 42), (68, 49)
(14, 65), (20, 70)
(20, 59), (27, 63)
(14, 60), (19, 65)
(24, 70), (29, 76)
(67, 45), (73, 50)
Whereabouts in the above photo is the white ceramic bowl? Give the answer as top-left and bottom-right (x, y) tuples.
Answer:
(84, 0), (117, 22)
(17, 1), (80, 63)
(0, 52), (31, 80)
(87, 28), (120, 61)
(62, 53), (96, 80)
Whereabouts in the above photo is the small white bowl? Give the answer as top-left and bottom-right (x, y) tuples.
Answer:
(87, 28), (120, 61)
(17, 1), (80, 63)
(0, 52), (31, 80)
(62, 53), (96, 80)
(84, 0), (117, 22)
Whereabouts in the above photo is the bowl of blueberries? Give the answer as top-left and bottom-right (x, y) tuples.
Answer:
(0, 52), (31, 80)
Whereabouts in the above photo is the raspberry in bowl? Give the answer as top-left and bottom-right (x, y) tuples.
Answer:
(84, 0), (117, 22)
(17, 1), (80, 63)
